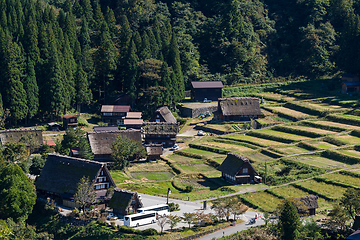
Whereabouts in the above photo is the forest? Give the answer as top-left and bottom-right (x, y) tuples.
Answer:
(0, 0), (359, 124)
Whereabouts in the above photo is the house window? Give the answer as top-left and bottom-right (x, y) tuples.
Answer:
(99, 178), (103, 182)
(103, 113), (112, 116)
(243, 168), (248, 174)
(157, 115), (160, 118)
(156, 119), (160, 123)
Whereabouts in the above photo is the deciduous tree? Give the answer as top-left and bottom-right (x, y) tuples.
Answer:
(74, 176), (96, 212)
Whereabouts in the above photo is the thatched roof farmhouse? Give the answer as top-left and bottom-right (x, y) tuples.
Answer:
(143, 122), (178, 147)
(109, 188), (143, 215)
(215, 97), (262, 121)
(0, 128), (43, 152)
(150, 106), (177, 123)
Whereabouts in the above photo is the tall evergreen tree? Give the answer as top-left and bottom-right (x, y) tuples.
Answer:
(23, 58), (39, 119)
(92, 0), (104, 29)
(23, 18), (39, 63)
(62, 34), (76, 111)
(279, 200), (301, 240)
(148, 29), (159, 59)
(81, 0), (94, 28)
(105, 7), (117, 37)
(124, 40), (139, 103)
(72, 0), (83, 18)
(75, 63), (92, 112)
(160, 61), (171, 105)
(167, 32), (184, 101)
(118, 15), (132, 55)
(223, 0), (244, 41)
(139, 31), (151, 60)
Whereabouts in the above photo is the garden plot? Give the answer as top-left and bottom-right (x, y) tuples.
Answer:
(224, 135), (285, 147)
(323, 172), (360, 188)
(332, 135), (360, 145)
(287, 155), (348, 169)
(267, 106), (313, 119)
(110, 171), (133, 185)
(337, 149), (360, 158)
(306, 140), (338, 149)
(199, 141), (254, 152)
(315, 121), (360, 130)
(128, 160), (173, 172)
(273, 145), (309, 155)
(287, 125), (336, 135)
(296, 180), (348, 200)
(242, 151), (275, 163)
(131, 171), (174, 181)
(177, 163), (219, 174)
(242, 191), (282, 213)
(258, 129), (310, 141)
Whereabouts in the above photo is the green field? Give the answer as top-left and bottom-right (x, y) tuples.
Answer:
(296, 180), (348, 200)
(267, 106), (313, 119)
(178, 163), (218, 173)
(288, 155), (348, 169)
(223, 135), (285, 147)
(323, 172), (360, 188)
(243, 191), (282, 213)
(110, 171), (132, 185)
(273, 145), (309, 155)
(315, 121), (360, 130)
(168, 154), (204, 164)
(332, 135), (360, 145)
(131, 171), (174, 181)
(306, 140), (338, 149)
(199, 141), (254, 152)
(287, 125), (336, 135)
(337, 149), (360, 158)
(181, 148), (226, 159)
(242, 151), (275, 163)
(258, 129), (310, 141)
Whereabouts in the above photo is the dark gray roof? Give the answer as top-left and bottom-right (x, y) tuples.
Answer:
(343, 82), (360, 86)
(155, 106), (177, 123)
(143, 122), (179, 135)
(109, 188), (142, 211)
(295, 196), (319, 209)
(191, 81), (224, 89)
(93, 126), (119, 132)
(0, 128), (43, 147)
(35, 154), (113, 196)
(218, 97), (262, 116)
(347, 229), (360, 240)
(218, 153), (258, 176)
(87, 130), (142, 155)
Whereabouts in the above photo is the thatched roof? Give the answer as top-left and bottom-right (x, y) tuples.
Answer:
(155, 106), (177, 123)
(295, 196), (319, 209)
(87, 130), (142, 155)
(35, 154), (115, 196)
(93, 126), (119, 132)
(191, 81), (224, 89)
(101, 105), (131, 113)
(109, 188), (142, 212)
(145, 144), (163, 156)
(218, 97), (261, 116)
(218, 153), (258, 176)
(143, 122), (178, 135)
(0, 128), (43, 147)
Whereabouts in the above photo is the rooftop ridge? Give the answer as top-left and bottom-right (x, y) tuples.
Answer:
(87, 129), (141, 134)
(0, 128), (43, 133)
(218, 97), (259, 101)
(227, 152), (250, 162)
(48, 153), (105, 166)
(143, 122), (179, 125)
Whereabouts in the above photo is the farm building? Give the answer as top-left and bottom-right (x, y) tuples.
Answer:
(145, 144), (163, 160)
(121, 112), (143, 129)
(48, 122), (61, 131)
(191, 81), (224, 102)
(0, 128), (43, 152)
(143, 122), (179, 147)
(218, 153), (260, 184)
(109, 188), (143, 216)
(63, 115), (78, 129)
(341, 73), (360, 94)
(149, 106), (177, 123)
(214, 97), (262, 121)
(294, 196), (319, 216)
(101, 105), (131, 126)
(35, 154), (116, 208)
(87, 130), (142, 161)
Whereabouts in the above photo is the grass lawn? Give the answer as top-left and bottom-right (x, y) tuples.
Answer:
(323, 172), (360, 188)
(306, 140), (338, 149)
(130, 171), (174, 181)
(199, 141), (254, 152)
(224, 135), (285, 147)
(110, 171), (132, 185)
(127, 160), (173, 172)
(288, 125), (336, 135)
(315, 121), (360, 130)
(332, 135), (360, 145)
(273, 145), (309, 155)
(337, 149), (360, 158)
(296, 180), (348, 200)
(259, 129), (310, 141)
(242, 191), (282, 213)
(267, 106), (313, 119)
(288, 155), (348, 169)
(178, 163), (219, 173)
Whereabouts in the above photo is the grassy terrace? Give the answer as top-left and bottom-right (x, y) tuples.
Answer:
(306, 140), (338, 149)
(267, 106), (314, 119)
(287, 154), (348, 169)
(295, 179), (348, 200)
(315, 120), (360, 130)
(242, 191), (282, 213)
(198, 141), (255, 153)
(222, 134), (285, 147)
(337, 149), (360, 158)
(322, 172), (360, 188)
(286, 125), (337, 135)
(255, 129), (311, 141)
(332, 135), (360, 145)
(242, 151), (275, 163)
(273, 145), (309, 155)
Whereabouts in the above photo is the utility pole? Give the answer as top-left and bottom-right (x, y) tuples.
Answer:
(167, 188), (171, 204)
(265, 160), (267, 185)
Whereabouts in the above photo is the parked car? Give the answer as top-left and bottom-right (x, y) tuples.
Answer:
(107, 212), (118, 220)
(203, 98), (212, 103)
(170, 144), (179, 151)
(197, 130), (206, 136)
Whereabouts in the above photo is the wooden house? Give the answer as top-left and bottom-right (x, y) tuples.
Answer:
(48, 122), (61, 131)
(218, 153), (260, 184)
(0, 128), (43, 152)
(191, 81), (223, 102)
(63, 115), (78, 129)
(122, 112), (143, 129)
(294, 196), (319, 216)
(149, 106), (177, 123)
(143, 122), (178, 147)
(109, 188), (143, 216)
(101, 105), (131, 126)
(87, 130), (142, 161)
(214, 97), (262, 121)
(35, 154), (116, 208)
(341, 73), (360, 94)
(145, 144), (163, 160)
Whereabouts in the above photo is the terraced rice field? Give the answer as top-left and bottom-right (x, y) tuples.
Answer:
(200, 141), (254, 152)
(224, 135), (285, 147)
(178, 163), (218, 173)
(306, 141), (338, 149)
(128, 161), (172, 172)
(308, 102), (349, 110)
(169, 154), (204, 164)
(288, 155), (348, 169)
(337, 149), (360, 158)
(273, 145), (309, 155)
(259, 92), (297, 101)
(267, 106), (313, 119)
(332, 135), (360, 145)
(242, 151), (274, 163)
(243, 191), (282, 213)
(288, 125), (336, 135)
(323, 173), (360, 188)
(315, 121), (360, 130)
(296, 180), (348, 200)
(259, 129), (310, 141)
(181, 148), (226, 159)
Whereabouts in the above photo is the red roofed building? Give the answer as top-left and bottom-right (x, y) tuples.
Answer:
(43, 140), (56, 147)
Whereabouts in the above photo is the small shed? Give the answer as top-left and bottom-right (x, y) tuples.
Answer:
(218, 153), (259, 184)
(215, 97), (262, 121)
(145, 144), (163, 160)
(63, 115), (78, 129)
(150, 106), (177, 123)
(294, 196), (319, 216)
(48, 122), (61, 131)
(109, 188), (143, 216)
(341, 73), (360, 94)
(191, 81), (224, 102)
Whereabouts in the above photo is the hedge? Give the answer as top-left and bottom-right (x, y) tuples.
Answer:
(351, 130), (360, 138)
(189, 143), (230, 155)
(339, 170), (360, 179)
(321, 150), (360, 165)
(314, 177), (360, 190)
(260, 149), (284, 158)
(323, 136), (347, 146)
(175, 151), (204, 159)
(299, 120), (347, 132)
(219, 136), (266, 147)
(265, 189), (285, 199)
(297, 141), (320, 151)
(247, 131), (296, 144)
(326, 114), (360, 127)
(272, 125), (324, 138)
(213, 138), (259, 150)
(291, 184), (334, 201)
(285, 102), (323, 116)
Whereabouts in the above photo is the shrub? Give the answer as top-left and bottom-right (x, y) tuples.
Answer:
(185, 185), (194, 193)
(168, 202), (180, 212)
(141, 228), (158, 236)
(77, 116), (88, 127)
(97, 122), (108, 127)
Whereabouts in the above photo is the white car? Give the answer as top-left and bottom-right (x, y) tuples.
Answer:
(107, 212), (118, 220)
(170, 144), (179, 151)
(197, 130), (206, 136)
